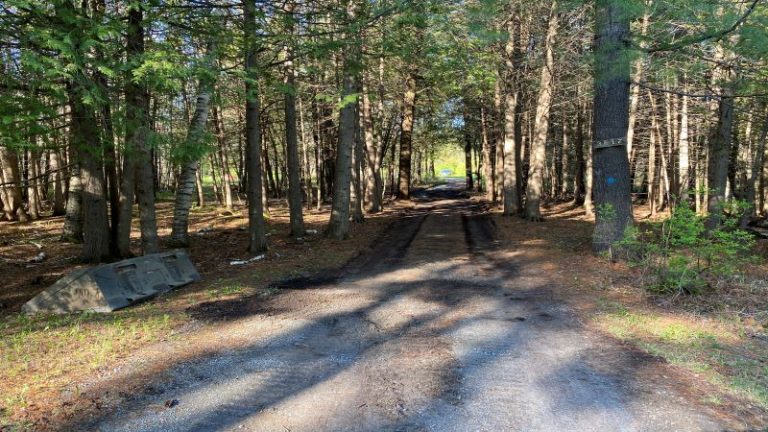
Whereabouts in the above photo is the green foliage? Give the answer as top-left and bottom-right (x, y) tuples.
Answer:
(617, 203), (757, 294)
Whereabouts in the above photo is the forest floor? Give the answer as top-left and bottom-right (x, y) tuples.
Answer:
(1, 180), (767, 431)
(0, 196), (405, 430)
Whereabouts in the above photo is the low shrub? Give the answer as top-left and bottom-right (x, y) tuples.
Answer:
(617, 203), (757, 295)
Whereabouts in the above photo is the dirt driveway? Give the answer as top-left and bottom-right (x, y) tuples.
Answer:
(78, 181), (736, 431)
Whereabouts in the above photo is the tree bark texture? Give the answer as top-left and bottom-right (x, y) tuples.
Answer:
(591, 0), (633, 253)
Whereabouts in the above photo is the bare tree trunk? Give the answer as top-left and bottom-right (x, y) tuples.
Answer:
(118, 2), (159, 257)
(746, 109), (767, 216)
(706, 89), (734, 229)
(282, 24), (305, 237)
(195, 168), (205, 207)
(209, 152), (222, 205)
(362, 82), (382, 213)
(0, 147), (28, 221)
(117, 137), (135, 257)
(299, 96), (313, 210)
(592, 0), (633, 252)
(502, 89), (521, 214)
(502, 9), (523, 216)
(494, 77), (504, 204)
(244, 0), (267, 253)
(213, 104), (234, 211)
(693, 134), (703, 213)
(481, 106), (493, 198)
(51, 149), (66, 215)
(101, 102), (120, 250)
(665, 88), (678, 202)
(464, 106), (475, 190)
(727, 114), (740, 201)
(678, 78), (690, 203)
(627, 13), (648, 180)
(561, 120), (569, 198)
(69, 93), (111, 262)
(169, 67), (214, 247)
(761, 143), (768, 215)
(61, 162), (83, 242)
(26, 149), (41, 220)
(648, 91), (670, 211)
(658, 121), (671, 211)
(648, 102), (657, 216)
(351, 106), (365, 223)
(524, 3), (557, 221)
(475, 144), (482, 190)
(397, 71), (417, 199)
(327, 1), (361, 239)
(263, 125), (276, 197)
(573, 96), (586, 206)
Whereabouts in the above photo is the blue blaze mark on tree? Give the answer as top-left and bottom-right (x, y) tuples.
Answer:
(607, 177), (617, 186)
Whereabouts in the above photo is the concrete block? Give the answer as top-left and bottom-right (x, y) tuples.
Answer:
(22, 250), (201, 314)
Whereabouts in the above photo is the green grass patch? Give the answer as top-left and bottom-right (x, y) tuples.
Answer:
(594, 304), (768, 410)
(206, 282), (249, 299)
(0, 305), (185, 426)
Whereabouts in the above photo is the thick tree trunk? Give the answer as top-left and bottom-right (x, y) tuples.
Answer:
(118, 3), (159, 257)
(706, 91), (734, 229)
(524, 4), (557, 221)
(69, 93), (111, 262)
(397, 72), (417, 199)
(244, 0), (268, 253)
(591, 0), (633, 253)
(327, 1), (361, 239)
(502, 91), (521, 214)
